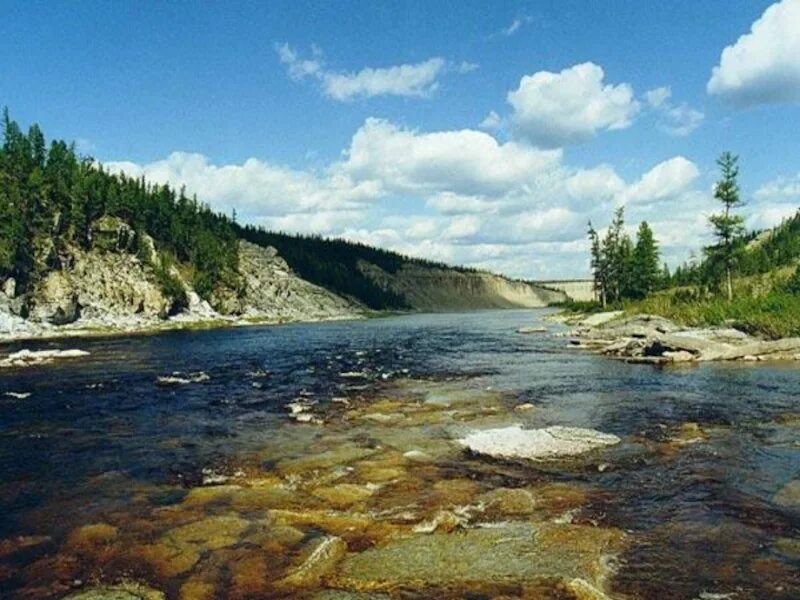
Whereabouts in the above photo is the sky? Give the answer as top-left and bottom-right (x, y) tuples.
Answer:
(2, 0), (800, 279)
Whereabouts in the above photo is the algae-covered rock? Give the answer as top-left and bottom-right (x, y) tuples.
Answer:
(277, 535), (347, 589)
(64, 581), (165, 600)
(313, 483), (376, 508)
(137, 515), (248, 577)
(774, 480), (800, 508)
(331, 522), (623, 593)
(460, 425), (620, 461)
(478, 487), (536, 516)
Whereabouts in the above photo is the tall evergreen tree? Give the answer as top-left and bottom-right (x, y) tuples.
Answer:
(631, 221), (660, 298)
(706, 152), (745, 301)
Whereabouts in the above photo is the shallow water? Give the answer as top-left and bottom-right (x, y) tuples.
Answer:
(1, 309), (799, 599)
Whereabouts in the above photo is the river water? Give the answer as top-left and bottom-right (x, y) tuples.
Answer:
(1, 309), (799, 599)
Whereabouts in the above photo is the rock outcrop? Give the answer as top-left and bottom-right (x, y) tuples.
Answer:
(0, 230), (361, 341)
(460, 425), (621, 461)
(238, 241), (359, 322)
(568, 312), (800, 363)
(358, 261), (565, 311)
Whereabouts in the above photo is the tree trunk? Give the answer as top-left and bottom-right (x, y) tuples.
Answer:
(726, 267), (733, 302)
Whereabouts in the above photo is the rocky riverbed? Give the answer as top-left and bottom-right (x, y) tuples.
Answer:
(560, 311), (800, 364)
(2, 310), (800, 599)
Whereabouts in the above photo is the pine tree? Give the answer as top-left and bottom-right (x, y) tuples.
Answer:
(631, 221), (660, 298)
(587, 221), (606, 306)
(707, 152), (745, 301)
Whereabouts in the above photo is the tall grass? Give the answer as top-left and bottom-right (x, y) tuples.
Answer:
(626, 291), (800, 339)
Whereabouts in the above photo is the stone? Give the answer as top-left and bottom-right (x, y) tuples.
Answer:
(65, 522), (119, 551)
(460, 425), (621, 461)
(581, 311), (623, 327)
(0, 535), (51, 558)
(478, 487), (537, 516)
(64, 582), (165, 600)
(774, 480), (800, 508)
(29, 271), (80, 325)
(138, 515), (248, 577)
(518, 326), (547, 334)
(331, 522), (623, 594)
(313, 484), (375, 508)
(89, 216), (136, 253)
(276, 535), (347, 589)
(2, 276), (16, 298)
(0, 348), (90, 368)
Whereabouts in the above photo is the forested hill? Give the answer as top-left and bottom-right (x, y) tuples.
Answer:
(2, 111), (546, 316)
(670, 209), (800, 286)
(236, 227), (480, 309)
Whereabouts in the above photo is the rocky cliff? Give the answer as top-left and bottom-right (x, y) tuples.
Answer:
(358, 261), (566, 311)
(0, 218), (360, 339)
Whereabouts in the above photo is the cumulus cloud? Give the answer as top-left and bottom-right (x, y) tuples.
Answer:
(104, 117), (715, 279)
(644, 86), (704, 136)
(479, 110), (502, 131)
(749, 172), (800, 229)
(341, 118), (562, 197)
(507, 62), (640, 147)
(103, 152), (381, 233)
(277, 43), (464, 101)
(707, 0), (800, 106)
(622, 156), (700, 204)
(754, 172), (800, 201)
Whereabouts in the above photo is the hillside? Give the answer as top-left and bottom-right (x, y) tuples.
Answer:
(0, 112), (564, 338)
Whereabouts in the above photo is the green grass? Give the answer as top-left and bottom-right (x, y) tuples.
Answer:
(625, 290), (800, 339)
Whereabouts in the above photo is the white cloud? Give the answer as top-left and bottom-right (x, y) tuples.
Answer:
(443, 215), (482, 240)
(104, 116), (712, 279)
(644, 86), (704, 136)
(502, 15), (533, 36)
(277, 43), (461, 101)
(622, 156), (700, 204)
(749, 172), (800, 229)
(322, 57), (446, 101)
(479, 110), (502, 130)
(456, 61), (479, 74)
(426, 192), (493, 215)
(707, 0), (800, 107)
(507, 62), (640, 147)
(103, 152), (381, 227)
(341, 118), (562, 197)
(754, 172), (800, 201)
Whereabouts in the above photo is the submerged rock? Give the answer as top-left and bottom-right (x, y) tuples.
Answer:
(277, 535), (347, 589)
(156, 371), (210, 386)
(0, 348), (89, 368)
(64, 582), (165, 600)
(460, 425), (620, 461)
(331, 522), (623, 594)
(518, 326), (548, 334)
(774, 480), (800, 508)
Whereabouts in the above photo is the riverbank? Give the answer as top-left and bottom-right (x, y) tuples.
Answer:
(0, 310), (369, 345)
(556, 310), (800, 364)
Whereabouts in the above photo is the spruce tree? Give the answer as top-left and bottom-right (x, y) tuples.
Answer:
(707, 152), (745, 301)
(631, 221), (660, 298)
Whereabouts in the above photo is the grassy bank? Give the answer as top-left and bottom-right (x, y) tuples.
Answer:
(626, 291), (800, 339)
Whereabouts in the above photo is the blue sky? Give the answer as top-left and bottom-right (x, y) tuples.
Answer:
(3, 0), (800, 278)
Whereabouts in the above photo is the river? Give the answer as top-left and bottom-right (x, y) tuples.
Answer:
(1, 309), (799, 599)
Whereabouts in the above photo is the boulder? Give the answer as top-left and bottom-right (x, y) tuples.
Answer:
(580, 311), (623, 327)
(2, 277), (16, 298)
(331, 522), (624, 594)
(460, 425), (620, 461)
(64, 582), (165, 600)
(89, 215), (136, 252)
(28, 271), (79, 324)
(277, 535), (347, 589)
(774, 480), (800, 508)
